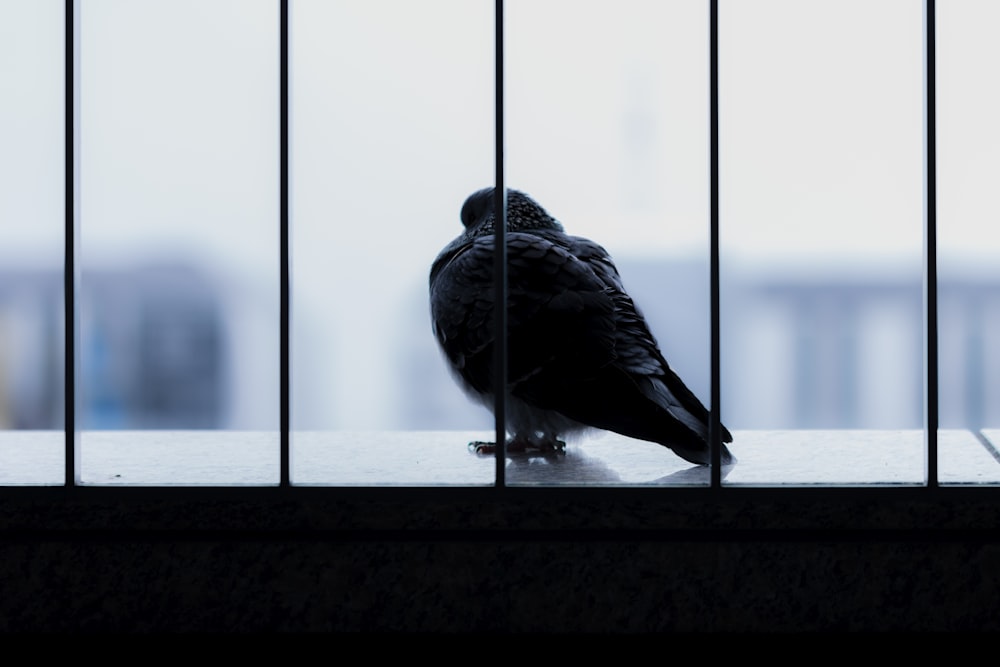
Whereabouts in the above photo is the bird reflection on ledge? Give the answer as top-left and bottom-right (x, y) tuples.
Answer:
(496, 442), (731, 487)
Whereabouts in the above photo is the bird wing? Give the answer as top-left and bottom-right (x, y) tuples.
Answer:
(504, 232), (619, 390)
(430, 230), (732, 448)
(532, 231), (733, 446)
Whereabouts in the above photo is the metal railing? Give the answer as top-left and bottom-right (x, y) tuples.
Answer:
(47, 0), (956, 490)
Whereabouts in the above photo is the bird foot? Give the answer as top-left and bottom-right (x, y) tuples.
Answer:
(511, 437), (566, 453)
(468, 438), (566, 455)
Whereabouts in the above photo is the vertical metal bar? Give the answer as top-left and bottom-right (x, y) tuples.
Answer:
(493, 0), (507, 487)
(280, 0), (291, 486)
(709, 0), (722, 487)
(924, 0), (939, 487)
(65, 0), (80, 486)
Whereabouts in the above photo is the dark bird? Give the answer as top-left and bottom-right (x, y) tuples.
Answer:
(429, 187), (735, 466)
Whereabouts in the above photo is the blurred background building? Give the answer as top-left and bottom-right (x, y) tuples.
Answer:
(2, 259), (999, 431)
(0, 264), (229, 429)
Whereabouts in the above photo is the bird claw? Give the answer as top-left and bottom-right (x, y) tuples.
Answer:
(469, 441), (496, 455)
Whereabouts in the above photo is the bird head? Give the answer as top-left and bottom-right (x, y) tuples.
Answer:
(460, 187), (565, 237)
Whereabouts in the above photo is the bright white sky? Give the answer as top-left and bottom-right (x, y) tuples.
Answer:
(1, 0), (998, 428)
(3, 1), (999, 262)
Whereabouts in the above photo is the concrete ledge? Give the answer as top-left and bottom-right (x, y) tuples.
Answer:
(2, 429), (999, 486)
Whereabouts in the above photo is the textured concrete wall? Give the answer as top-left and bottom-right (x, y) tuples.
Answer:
(3, 490), (1000, 633)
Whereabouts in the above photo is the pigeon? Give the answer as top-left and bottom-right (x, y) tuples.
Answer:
(429, 187), (735, 466)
